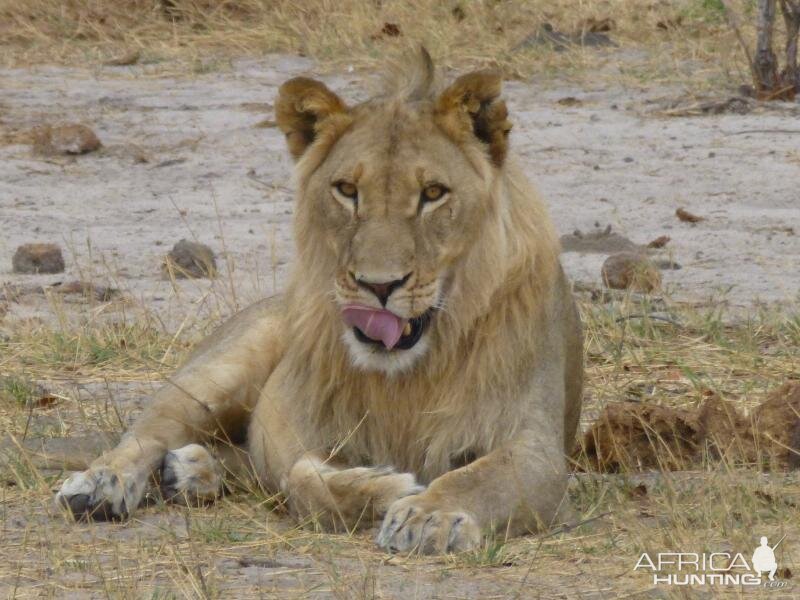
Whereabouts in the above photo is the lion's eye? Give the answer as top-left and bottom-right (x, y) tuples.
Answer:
(421, 184), (448, 203)
(334, 181), (358, 200)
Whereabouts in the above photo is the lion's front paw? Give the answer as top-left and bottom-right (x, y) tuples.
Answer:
(160, 444), (223, 505)
(287, 458), (426, 530)
(376, 494), (481, 554)
(55, 466), (147, 521)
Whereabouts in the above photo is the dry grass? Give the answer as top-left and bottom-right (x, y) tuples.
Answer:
(2, 288), (799, 597)
(1, 0), (793, 90)
(581, 293), (800, 414)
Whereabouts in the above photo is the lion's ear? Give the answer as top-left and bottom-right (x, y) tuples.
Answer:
(435, 71), (511, 167)
(275, 77), (349, 160)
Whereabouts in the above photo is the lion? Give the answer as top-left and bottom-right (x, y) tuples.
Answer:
(55, 50), (583, 555)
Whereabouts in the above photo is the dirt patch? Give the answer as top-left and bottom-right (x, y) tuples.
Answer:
(1, 433), (119, 472)
(514, 23), (617, 52)
(654, 95), (760, 116)
(560, 225), (642, 254)
(578, 382), (800, 472)
(0, 280), (119, 303)
(49, 280), (119, 301)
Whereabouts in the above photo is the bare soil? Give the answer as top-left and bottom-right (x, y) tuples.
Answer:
(2, 56), (800, 326)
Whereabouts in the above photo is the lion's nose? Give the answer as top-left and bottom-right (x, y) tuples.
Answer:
(353, 272), (412, 307)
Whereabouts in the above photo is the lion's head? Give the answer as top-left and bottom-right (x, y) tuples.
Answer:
(276, 51), (524, 375)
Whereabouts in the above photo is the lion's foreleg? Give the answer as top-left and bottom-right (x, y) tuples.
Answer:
(56, 300), (286, 520)
(247, 389), (424, 531)
(56, 370), (258, 519)
(283, 455), (425, 531)
(377, 430), (567, 554)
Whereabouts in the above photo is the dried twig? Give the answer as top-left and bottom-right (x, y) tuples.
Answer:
(721, 0), (759, 88)
(615, 314), (683, 327)
(723, 128), (800, 134)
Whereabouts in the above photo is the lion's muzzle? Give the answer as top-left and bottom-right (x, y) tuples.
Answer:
(341, 304), (434, 351)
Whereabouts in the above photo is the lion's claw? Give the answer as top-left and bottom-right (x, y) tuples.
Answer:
(56, 468), (144, 521)
(376, 494), (481, 554)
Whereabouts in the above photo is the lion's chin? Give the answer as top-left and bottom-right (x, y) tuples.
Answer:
(341, 328), (431, 376)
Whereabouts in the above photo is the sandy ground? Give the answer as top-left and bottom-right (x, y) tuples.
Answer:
(2, 55), (800, 327)
(1, 55), (800, 598)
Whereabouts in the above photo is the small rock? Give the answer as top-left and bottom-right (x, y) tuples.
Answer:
(32, 124), (101, 155)
(162, 239), (217, 279)
(12, 243), (65, 274)
(601, 252), (662, 292)
(647, 235), (671, 249)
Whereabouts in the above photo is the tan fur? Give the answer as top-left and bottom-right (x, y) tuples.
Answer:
(56, 51), (583, 553)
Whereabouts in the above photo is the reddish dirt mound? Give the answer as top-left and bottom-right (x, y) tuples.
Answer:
(577, 382), (800, 472)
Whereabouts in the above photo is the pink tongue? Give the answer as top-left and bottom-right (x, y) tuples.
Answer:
(341, 305), (408, 350)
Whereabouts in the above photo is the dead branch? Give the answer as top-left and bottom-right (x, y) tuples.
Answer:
(721, 0), (759, 87)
